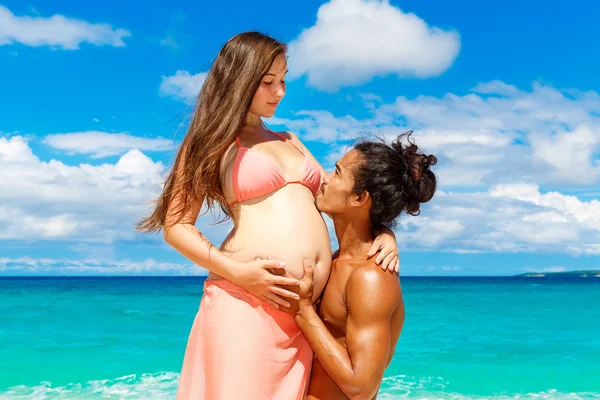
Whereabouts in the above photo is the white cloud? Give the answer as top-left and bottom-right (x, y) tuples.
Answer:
(0, 5), (130, 50)
(270, 111), (370, 143)
(268, 80), (600, 254)
(0, 136), (161, 242)
(271, 81), (600, 187)
(393, 185), (600, 255)
(528, 124), (599, 184)
(43, 131), (175, 158)
(0, 135), (230, 245)
(406, 217), (465, 247)
(287, 0), (460, 91)
(1, 134), (598, 261)
(160, 35), (178, 49)
(153, 11), (186, 50)
(490, 183), (600, 233)
(442, 266), (460, 271)
(0, 134), (37, 163)
(0, 256), (206, 275)
(159, 70), (207, 102)
(0, 208), (82, 239)
(471, 80), (519, 97)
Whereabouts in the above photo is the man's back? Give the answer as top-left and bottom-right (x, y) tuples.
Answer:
(307, 254), (404, 400)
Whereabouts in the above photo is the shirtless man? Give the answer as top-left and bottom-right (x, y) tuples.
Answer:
(283, 133), (437, 400)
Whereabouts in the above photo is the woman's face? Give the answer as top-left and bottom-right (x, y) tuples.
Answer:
(248, 53), (288, 118)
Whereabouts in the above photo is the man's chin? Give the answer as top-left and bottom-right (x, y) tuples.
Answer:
(314, 195), (323, 211)
(315, 196), (332, 214)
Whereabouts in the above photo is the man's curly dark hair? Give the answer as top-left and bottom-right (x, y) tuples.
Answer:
(352, 131), (438, 232)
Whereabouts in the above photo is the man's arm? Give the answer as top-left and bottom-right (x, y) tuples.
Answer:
(295, 266), (403, 400)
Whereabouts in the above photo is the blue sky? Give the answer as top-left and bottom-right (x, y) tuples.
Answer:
(1, 0), (599, 276)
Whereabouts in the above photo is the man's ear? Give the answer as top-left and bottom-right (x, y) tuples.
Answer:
(353, 190), (371, 208)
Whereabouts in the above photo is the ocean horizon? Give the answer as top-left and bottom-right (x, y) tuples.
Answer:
(1, 275), (599, 399)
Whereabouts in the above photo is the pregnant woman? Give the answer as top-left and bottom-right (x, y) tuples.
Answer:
(136, 31), (399, 400)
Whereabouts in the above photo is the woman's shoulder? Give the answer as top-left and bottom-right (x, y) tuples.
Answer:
(220, 139), (241, 170)
(283, 130), (298, 141)
(264, 127), (295, 142)
(281, 130), (306, 147)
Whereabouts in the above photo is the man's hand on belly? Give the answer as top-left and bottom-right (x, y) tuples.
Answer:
(279, 259), (315, 316)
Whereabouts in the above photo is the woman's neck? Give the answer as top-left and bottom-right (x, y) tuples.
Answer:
(244, 112), (263, 129)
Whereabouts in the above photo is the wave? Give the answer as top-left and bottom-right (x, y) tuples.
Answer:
(1, 372), (599, 399)
(0, 372), (179, 400)
(379, 374), (600, 399)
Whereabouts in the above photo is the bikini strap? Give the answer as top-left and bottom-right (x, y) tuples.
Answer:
(284, 137), (305, 155)
(267, 130), (288, 141)
(235, 136), (242, 147)
(262, 122), (305, 155)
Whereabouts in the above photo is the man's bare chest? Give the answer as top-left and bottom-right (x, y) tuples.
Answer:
(318, 263), (352, 340)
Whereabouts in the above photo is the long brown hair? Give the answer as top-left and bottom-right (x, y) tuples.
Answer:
(136, 32), (287, 233)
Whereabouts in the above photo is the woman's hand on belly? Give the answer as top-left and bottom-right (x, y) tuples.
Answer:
(256, 256), (329, 304)
(229, 259), (302, 309)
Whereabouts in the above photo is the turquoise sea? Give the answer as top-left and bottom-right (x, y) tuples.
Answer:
(1, 276), (599, 399)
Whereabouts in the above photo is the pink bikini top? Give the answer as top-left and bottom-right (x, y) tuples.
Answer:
(228, 129), (322, 207)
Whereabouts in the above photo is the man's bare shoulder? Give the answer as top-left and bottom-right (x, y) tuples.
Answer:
(346, 259), (403, 314)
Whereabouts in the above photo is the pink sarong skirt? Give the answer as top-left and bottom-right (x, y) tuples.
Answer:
(176, 279), (313, 400)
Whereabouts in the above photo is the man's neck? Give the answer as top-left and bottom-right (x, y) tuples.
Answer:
(333, 214), (374, 260)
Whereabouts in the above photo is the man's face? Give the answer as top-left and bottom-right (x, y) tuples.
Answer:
(315, 149), (362, 215)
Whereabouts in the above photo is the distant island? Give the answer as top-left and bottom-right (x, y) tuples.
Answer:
(516, 270), (600, 278)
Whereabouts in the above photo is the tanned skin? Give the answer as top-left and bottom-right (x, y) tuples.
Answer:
(282, 150), (405, 400)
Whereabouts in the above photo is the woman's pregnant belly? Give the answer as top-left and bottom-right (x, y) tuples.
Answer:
(216, 186), (332, 302)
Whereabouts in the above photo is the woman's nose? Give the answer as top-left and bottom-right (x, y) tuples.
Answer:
(275, 83), (285, 97)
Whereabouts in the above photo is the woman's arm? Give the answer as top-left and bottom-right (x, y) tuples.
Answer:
(366, 227), (400, 273)
(162, 147), (301, 308)
(163, 209), (300, 308)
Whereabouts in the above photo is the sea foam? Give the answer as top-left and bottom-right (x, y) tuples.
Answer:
(379, 374), (600, 400)
(2, 372), (599, 400)
(0, 372), (178, 400)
